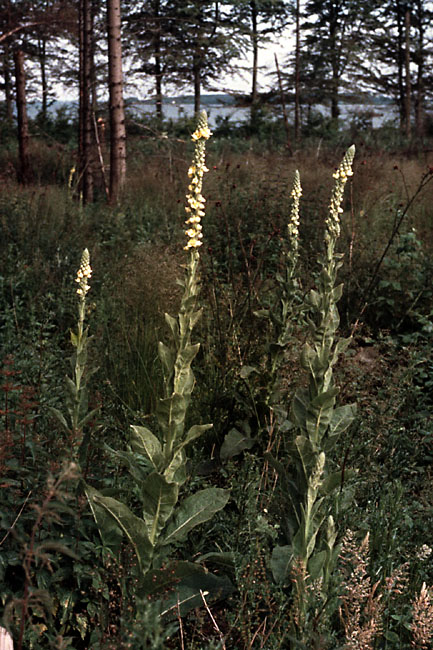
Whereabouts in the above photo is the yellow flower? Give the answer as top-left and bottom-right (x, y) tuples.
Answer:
(75, 248), (92, 299)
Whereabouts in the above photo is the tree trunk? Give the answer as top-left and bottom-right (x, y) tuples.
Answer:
(79, 0), (95, 203)
(107, 0), (127, 204)
(329, 2), (340, 119)
(250, 0), (259, 123)
(153, 0), (163, 121)
(414, 0), (424, 138)
(404, 7), (411, 138)
(38, 37), (48, 121)
(14, 48), (31, 184)
(3, 47), (13, 123)
(396, 0), (406, 131)
(193, 50), (201, 115)
(294, 0), (301, 141)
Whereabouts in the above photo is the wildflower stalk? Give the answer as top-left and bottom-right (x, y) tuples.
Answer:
(269, 170), (303, 384)
(250, 170), (303, 421)
(51, 249), (98, 468)
(86, 112), (230, 612)
(270, 147), (357, 638)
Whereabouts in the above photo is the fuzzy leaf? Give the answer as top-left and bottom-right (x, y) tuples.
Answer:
(157, 392), (188, 439)
(164, 313), (179, 341)
(84, 486), (125, 558)
(163, 488), (230, 545)
(308, 550), (327, 581)
(158, 341), (174, 377)
(291, 388), (309, 429)
(140, 473), (178, 546)
(87, 487), (152, 571)
(328, 403), (356, 437)
(164, 448), (187, 485)
(220, 428), (255, 461)
(130, 425), (163, 470)
(178, 343), (201, 374)
(270, 545), (292, 585)
(141, 561), (233, 617)
(175, 423), (213, 455)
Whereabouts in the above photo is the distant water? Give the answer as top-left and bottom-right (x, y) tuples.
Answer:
(27, 98), (397, 130)
(131, 100), (398, 130)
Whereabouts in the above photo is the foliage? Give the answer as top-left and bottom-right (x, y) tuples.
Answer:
(1, 127), (433, 648)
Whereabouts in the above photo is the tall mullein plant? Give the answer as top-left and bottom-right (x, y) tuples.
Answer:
(86, 113), (230, 608)
(270, 171), (302, 395)
(270, 147), (357, 630)
(250, 171), (303, 422)
(51, 249), (98, 468)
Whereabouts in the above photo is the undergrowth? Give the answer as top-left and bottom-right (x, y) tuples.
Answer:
(1, 120), (433, 648)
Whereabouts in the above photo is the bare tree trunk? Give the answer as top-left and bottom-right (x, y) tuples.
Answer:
(329, 2), (340, 120)
(294, 0), (301, 142)
(153, 0), (163, 121)
(396, 0), (406, 131)
(3, 44), (14, 123)
(107, 0), (126, 204)
(414, 0), (424, 138)
(193, 50), (201, 115)
(14, 48), (31, 184)
(250, 0), (259, 124)
(404, 7), (411, 138)
(79, 0), (95, 203)
(38, 37), (48, 120)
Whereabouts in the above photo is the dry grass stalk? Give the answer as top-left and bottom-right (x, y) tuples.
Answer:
(339, 531), (383, 650)
(411, 582), (433, 649)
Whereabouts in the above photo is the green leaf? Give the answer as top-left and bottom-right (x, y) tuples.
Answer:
(164, 312), (179, 341)
(158, 341), (174, 377)
(311, 387), (339, 408)
(141, 473), (179, 546)
(164, 449), (187, 485)
(163, 488), (230, 545)
(130, 425), (163, 470)
(49, 407), (70, 432)
(77, 406), (100, 430)
(175, 423), (213, 455)
(84, 485), (124, 557)
(157, 392), (188, 436)
(291, 388), (309, 429)
(308, 550), (327, 581)
(270, 545), (292, 585)
(179, 343), (200, 369)
(86, 486), (152, 572)
(239, 365), (257, 379)
(141, 561), (233, 617)
(328, 403), (356, 437)
(220, 428), (255, 461)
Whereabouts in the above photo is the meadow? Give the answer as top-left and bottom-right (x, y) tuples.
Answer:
(1, 111), (433, 649)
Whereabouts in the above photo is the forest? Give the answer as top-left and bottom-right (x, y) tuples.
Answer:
(1, 1), (433, 649)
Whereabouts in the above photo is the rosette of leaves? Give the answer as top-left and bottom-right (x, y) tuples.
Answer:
(86, 113), (231, 614)
(269, 147), (357, 629)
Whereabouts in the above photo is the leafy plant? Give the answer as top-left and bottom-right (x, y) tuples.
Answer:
(269, 146), (357, 641)
(86, 112), (231, 614)
(50, 249), (98, 470)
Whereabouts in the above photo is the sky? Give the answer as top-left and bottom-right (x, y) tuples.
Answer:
(50, 26), (294, 103)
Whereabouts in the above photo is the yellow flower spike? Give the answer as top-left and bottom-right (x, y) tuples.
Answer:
(183, 111), (211, 251)
(75, 248), (92, 300)
(287, 170), (302, 268)
(326, 145), (355, 247)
